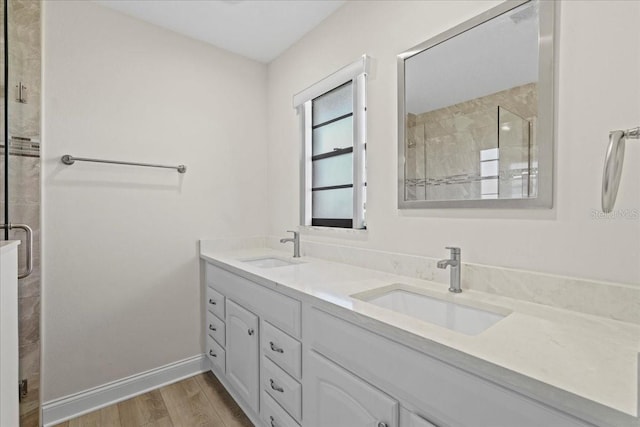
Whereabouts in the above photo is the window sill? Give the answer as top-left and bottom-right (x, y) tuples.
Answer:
(298, 225), (368, 241)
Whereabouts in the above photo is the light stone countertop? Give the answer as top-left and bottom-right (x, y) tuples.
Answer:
(0, 240), (20, 254)
(200, 247), (640, 427)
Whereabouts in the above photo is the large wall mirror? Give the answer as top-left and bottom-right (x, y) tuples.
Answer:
(398, 0), (554, 209)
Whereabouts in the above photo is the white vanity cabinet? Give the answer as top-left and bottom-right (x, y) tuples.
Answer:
(261, 320), (303, 425)
(0, 242), (19, 427)
(262, 391), (301, 427)
(204, 262), (303, 426)
(206, 335), (226, 373)
(262, 356), (302, 422)
(262, 321), (302, 379)
(306, 307), (593, 427)
(205, 285), (226, 375)
(226, 299), (260, 412)
(204, 259), (594, 427)
(305, 350), (399, 427)
(206, 310), (226, 347)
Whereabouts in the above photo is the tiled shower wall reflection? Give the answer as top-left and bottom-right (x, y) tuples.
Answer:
(405, 83), (537, 201)
(0, 1), (41, 426)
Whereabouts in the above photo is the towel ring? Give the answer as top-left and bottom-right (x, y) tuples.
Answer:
(602, 127), (639, 213)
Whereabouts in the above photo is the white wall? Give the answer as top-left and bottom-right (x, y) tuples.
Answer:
(267, 0), (640, 286)
(41, 0), (640, 403)
(42, 1), (268, 401)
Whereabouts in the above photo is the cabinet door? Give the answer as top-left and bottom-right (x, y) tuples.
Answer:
(226, 299), (259, 412)
(305, 351), (398, 427)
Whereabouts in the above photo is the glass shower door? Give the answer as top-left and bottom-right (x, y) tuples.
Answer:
(497, 106), (533, 199)
(0, 0), (42, 425)
(1, 0), (5, 239)
(1, 0), (39, 279)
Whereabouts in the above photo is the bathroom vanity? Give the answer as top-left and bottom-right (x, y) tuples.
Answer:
(200, 243), (640, 427)
(0, 241), (20, 427)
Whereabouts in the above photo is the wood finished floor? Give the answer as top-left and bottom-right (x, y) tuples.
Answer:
(53, 372), (254, 427)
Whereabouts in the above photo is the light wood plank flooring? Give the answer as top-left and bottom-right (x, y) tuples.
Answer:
(53, 372), (253, 427)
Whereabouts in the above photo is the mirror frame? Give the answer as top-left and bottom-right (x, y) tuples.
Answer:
(397, 0), (555, 209)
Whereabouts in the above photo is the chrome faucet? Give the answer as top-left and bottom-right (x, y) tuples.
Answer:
(280, 230), (300, 258)
(437, 246), (461, 293)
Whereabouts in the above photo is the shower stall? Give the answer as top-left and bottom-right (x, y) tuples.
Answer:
(0, 0), (41, 425)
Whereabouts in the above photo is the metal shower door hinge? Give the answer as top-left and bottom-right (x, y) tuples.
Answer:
(16, 81), (27, 103)
(19, 379), (27, 401)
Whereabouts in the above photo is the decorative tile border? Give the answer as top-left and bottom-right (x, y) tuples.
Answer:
(405, 167), (538, 187)
(0, 137), (41, 158)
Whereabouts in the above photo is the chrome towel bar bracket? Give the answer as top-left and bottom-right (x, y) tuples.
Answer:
(602, 127), (639, 213)
(61, 154), (187, 174)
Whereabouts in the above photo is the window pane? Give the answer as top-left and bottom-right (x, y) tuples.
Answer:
(313, 82), (353, 125)
(312, 187), (353, 219)
(313, 153), (353, 188)
(480, 148), (499, 161)
(313, 116), (353, 155)
(480, 159), (499, 177)
(481, 178), (498, 199)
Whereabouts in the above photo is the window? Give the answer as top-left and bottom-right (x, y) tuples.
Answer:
(480, 148), (499, 199)
(293, 56), (368, 229)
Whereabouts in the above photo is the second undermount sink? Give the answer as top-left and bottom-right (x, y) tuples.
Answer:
(359, 288), (508, 335)
(241, 256), (300, 269)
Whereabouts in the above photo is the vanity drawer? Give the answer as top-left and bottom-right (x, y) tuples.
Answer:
(206, 286), (225, 320)
(261, 391), (300, 427)
(262, 357), (302, 422)
(206, 263), (301, 338)
(400, 407), (438, 427)
(206, 310), (225, 347)
(308, 308), (591, 427)
(206, 335), (226, 374)
(262, 321), (301, 379)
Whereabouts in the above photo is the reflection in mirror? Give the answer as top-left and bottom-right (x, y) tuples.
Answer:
(398, 0), (554, 208)
(498, 106), (534, 199)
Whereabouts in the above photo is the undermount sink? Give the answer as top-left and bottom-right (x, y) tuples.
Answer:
(359, 288), (508, 335)
(241, 256), (300, 269)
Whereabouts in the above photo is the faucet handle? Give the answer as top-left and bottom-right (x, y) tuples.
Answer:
(286, 230), (299, 237)
(445, 246), (461, 255)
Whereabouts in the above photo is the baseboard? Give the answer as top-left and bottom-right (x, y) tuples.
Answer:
(41, 354), (209, 427)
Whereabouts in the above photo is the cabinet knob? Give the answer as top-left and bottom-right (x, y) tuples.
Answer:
(269, 378), (284, 393)
(377, 423), (388, 427)
(248, 328), (255, 336)
(209, 299), (217, 305)
(270, 341), (284, 353)
(209, 324), (216, 331)
(209, 350), (217, 358)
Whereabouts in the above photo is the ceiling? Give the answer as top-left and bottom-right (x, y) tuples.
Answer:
(94, 0), (345, 63)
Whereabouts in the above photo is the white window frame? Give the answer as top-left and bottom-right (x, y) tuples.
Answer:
(293, 55), (369, 229)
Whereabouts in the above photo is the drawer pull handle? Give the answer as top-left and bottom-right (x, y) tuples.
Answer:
(209, 324), (217, 331)
(209, 350), (217, 358)
(269, 341), (284, 353)
(270, 415), (277, 427)
(208, 299), (217, 305)
(269, 379), (284, 393)
(248, 328), (255, 336)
